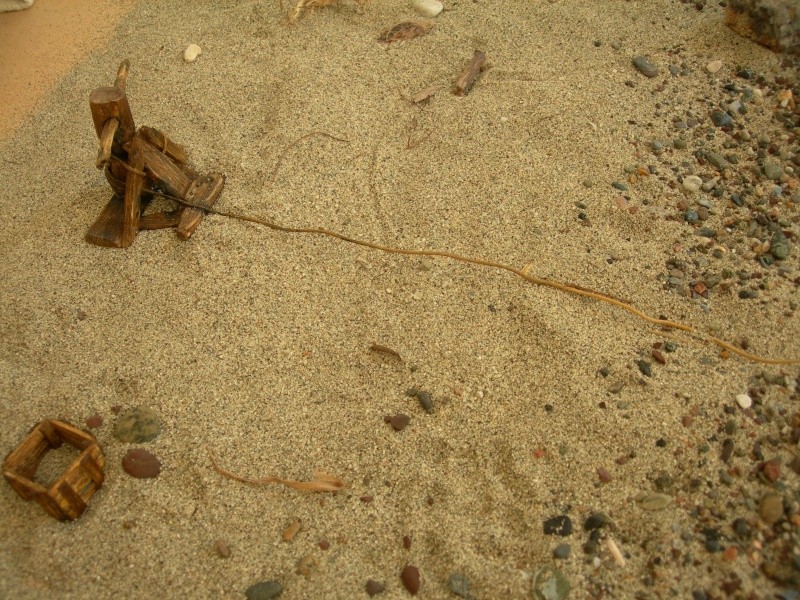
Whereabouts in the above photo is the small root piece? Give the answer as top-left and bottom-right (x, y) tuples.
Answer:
(208, 448), (346, 492)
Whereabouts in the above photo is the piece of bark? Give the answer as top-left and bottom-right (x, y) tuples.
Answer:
(453, 50), (486, 96)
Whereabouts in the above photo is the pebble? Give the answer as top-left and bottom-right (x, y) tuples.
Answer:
(632, 56), (659, 78)
(759, 492), (783, 525)
(85, 414), (103, 429)
(183, 43), (202, 63)
(706, 60), (722, 74)
(365, 580), (385, 596)
(584, 512), (610, 531)
(763, 163), (783, 181)
(711, 111), (733, 127)
(636, 360), (652, 377)
(245, 580), (283, 600)
(770, 231), (790, 260)
(543, 515), (573, 536)
(448, 573), (470, 598)
(532, 566), (571, 600)
(637, 492), (673, 510)
(736, 393), (752, 409)
(411, 0), (443, 18)
(114, 406), (161, 443)
(416, 391), (434, 414)
(682, 175), (703, 192)
(387, 413), (411, 431)
(611, 181), (628, 191)
(121, 449), (161, 479)
(400, 565), (420, 595)
(553, 543), (571, 559)
(705, 151), (730, 170)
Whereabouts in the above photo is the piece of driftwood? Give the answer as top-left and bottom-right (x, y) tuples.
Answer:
(86, 60), (225, 248)
(453, 50), (486, 96)
(3, 420), (105, 521)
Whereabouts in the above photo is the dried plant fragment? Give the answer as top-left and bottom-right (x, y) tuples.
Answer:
(370, 343), (402, 361)
(411, 85), (438, 104)
(282, 519), (302, 541)
(208, 448), (346, 492)
(378, 20), (433, 44)
(289, 0), (368, 24)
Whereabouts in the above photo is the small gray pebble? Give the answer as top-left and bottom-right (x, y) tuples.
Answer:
(632, 56), (659, 78)
(553, 544), (571, 559)
(245, 580), (283, 600)
(448, 573), (470, 598)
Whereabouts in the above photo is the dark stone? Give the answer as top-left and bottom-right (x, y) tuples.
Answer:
(583, 512), (610, 531)
(245, 580), (283, 600)
(543, 515), (573, 536)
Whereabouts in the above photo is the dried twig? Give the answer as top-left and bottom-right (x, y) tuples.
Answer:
(453, 50), (487, 96)
(208, 448), (346, 492)
(370, 343), (402, 360)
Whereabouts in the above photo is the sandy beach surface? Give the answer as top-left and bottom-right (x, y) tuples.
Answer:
(1, 1), (799, 598)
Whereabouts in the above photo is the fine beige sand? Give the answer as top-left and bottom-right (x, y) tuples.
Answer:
(1, 1), (798, 599)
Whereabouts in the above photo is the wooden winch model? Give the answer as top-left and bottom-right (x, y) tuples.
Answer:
(86, 60), (225, 247)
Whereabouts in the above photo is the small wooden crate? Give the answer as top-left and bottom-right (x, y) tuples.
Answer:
(3, 420), (105, 521)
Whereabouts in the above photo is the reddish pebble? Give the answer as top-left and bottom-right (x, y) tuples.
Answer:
(360, 495), (374, 503)
(681, 415), (694, 428)
(762, 459), (781, 482)
(722, 546), (737, 562)
(651, 349), (666, 365)
(111, 405), (122, 414)
(597, 466), (612, 483)
(389, 414), (411, 431)
(319, 540), (330, 550)
(403, 535), (411, 549)
(400, 565), (420, 595)
(533, 448), (546, 459)
(85, 414), (103, 429)
(121, 448), (161, 478)
(215, 538), (231, 558)
(365, 579), (385, 596)
(426, 496), (434, 506)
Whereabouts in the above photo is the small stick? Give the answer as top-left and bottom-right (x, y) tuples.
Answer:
(370, 344), (402, 360)
(208, 447), (346, 492)
(453, 50), (486, 96)
(606, 537), (626, 567)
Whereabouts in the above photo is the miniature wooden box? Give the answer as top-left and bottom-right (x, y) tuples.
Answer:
(3, 419), (105, 521)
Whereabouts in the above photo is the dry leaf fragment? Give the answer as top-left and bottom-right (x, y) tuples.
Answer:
(370, 343), (402, 360)
(208, 448), (346, 492)
(283, 519), (302, 541)
(378, 20), (433, 43)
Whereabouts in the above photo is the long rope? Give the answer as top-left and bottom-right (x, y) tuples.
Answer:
(141, 190), (798, 366)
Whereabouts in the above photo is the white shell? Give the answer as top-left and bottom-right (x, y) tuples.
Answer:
(682, 175), (702, 193)
(706, 60), (723, 74)
(183, 43), (202, 63)
(735, 393), (752, 409)
(411, 0), (443, 18)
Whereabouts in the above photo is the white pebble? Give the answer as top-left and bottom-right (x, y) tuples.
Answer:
(706, 60), (723, 74)
(183, 43), (202, 63)
(736, 393), (752, 409)
(682, 175), (702, 193)
(411, 0), (443, 18)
